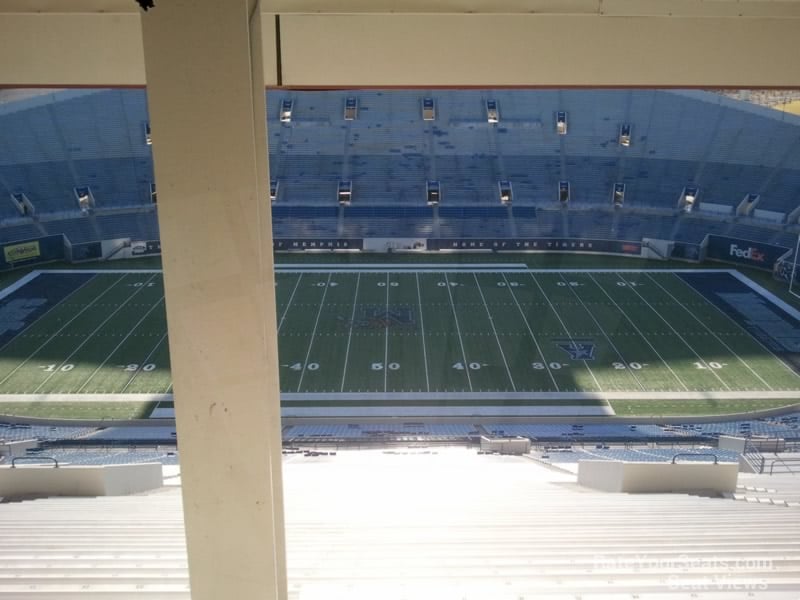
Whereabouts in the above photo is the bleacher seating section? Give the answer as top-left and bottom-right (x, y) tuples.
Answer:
(2, 88), (800, 246)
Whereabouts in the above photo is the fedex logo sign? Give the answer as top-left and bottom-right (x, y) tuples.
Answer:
(729, 244), (766, 263)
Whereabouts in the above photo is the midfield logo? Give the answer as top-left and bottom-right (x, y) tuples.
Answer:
(555, 339), (596, 360)
(338, 306), (416, 329)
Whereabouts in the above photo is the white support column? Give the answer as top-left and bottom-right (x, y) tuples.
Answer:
(140, 2), (286, 599)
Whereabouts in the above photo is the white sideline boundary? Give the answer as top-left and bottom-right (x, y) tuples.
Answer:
(730, 270), (800, 322)
(0, 390), (798, 403)
(0, 270), (40, 301)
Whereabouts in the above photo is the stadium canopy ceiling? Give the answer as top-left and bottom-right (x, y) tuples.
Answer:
(2, 0), (800, 87)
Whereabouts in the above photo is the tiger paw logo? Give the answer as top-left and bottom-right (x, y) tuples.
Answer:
(555, 339), (596, 360)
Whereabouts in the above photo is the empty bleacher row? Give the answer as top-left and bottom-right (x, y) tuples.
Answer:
(281, 412), (800, 443)
(2, 88), (800, 246)
(537, 446), (742, 464)
(4, 413), (797, 449)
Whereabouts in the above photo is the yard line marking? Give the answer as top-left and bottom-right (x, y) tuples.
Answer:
(77, 296), (166, 393)
(277, 273), (303, 333)
(670, 272), (800, 382)
(502, 273), (559, 391)
(614, 273), (730, 390)
(121, 332), (168, 393)
(384, 273), (390, 393)
(559, 273), (645, 392)
(473, 273), (516, 391)
(587, 274), (688, 391)
(0, 274), (128, 387)
(527, 272), (602, 392)
(339, 273), (361, 392)
(0, 274), (98, 355)
(415, 273), (431, 392)
(444, 273), (473, 392)
(296, 273), (331, 393)
(646, 273), (773, 391)
(30, 274), (160, 394)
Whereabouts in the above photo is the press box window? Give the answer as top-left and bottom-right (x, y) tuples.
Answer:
(280, 99), (293, 123)
(612, 183), (625, 207)
(486, 100), (499, 124)
(338, 180), (352, 206)
(499, 180), (512, 205)
(270, 179), (279, 202)
(344, 97), (358, 121)
(556, 111), (568, 135)
(558, 181), (570, 204)
(427, 181), (441, 205)
(422, 98), (436, 121)
(619, 124), (632, 147)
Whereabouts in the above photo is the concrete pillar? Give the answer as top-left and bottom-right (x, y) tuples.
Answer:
(140, 2), (286, 598)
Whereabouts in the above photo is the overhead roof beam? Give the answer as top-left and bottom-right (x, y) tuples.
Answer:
(1, 1), (799, 86)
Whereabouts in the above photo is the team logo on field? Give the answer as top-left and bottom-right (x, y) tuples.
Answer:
(554, 339), (596, 360)
(338, 306), (415, 329)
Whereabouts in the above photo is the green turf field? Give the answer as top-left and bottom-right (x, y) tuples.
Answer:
(1, 265), (800, 418)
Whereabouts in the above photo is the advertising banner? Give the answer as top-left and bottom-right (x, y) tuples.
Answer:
(427, 238), (642, 254)
(3, 240), (40, 263)
(130, 240), (162, 256)
(704, 235), (789, 270)
(0, 235), (65, 270)
(273, 238), (363, 251)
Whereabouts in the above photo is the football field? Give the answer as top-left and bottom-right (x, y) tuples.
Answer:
(1, 265), (800, 417)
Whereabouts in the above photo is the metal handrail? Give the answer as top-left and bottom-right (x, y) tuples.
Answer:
(671, 453), (719, 465)
(768, 457), (800, 475)
(11, 456), (59, 468)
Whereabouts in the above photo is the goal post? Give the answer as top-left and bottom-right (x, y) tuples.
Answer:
(775, 233), (800, 300)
